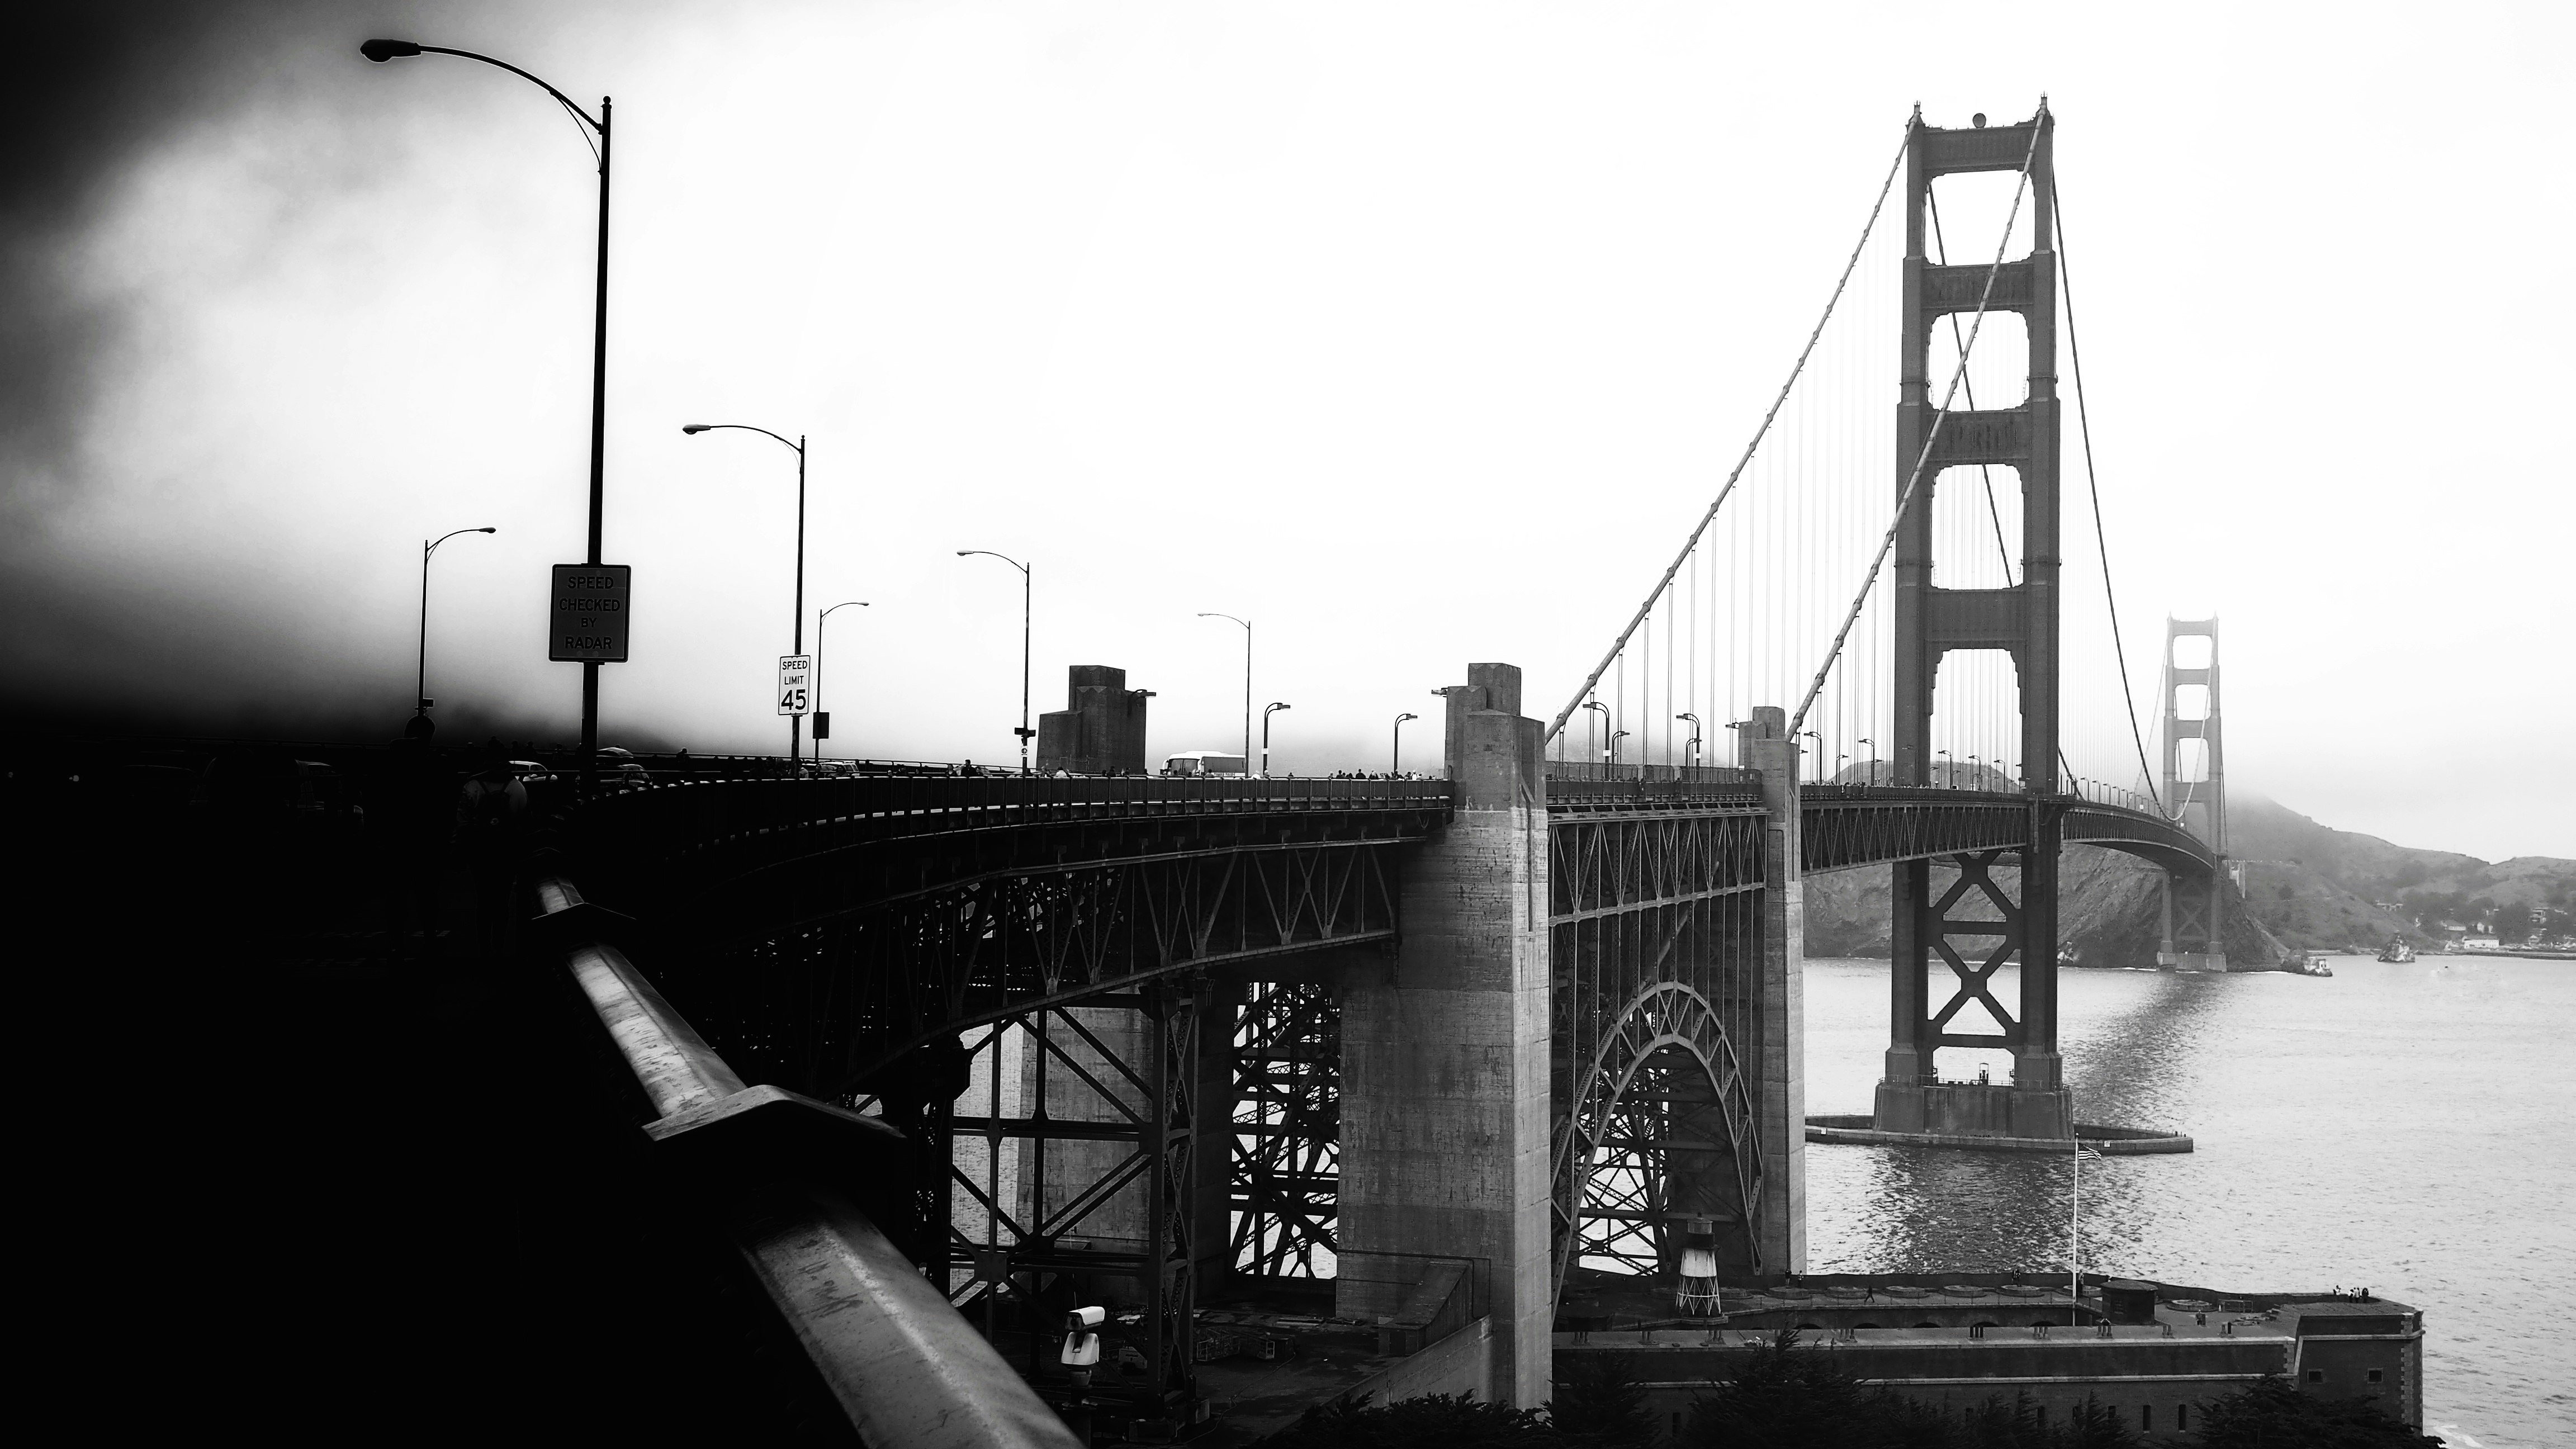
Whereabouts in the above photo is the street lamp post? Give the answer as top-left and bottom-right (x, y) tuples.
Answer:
(1801, 730), (1821, 785)
(1391, 712), (1418, 776)
(959, 551), (1034, 775)
(1610, 729), (1631, 767)
(817, 600), (869, 760)
(1197, 613), (1251, 777)
(1262, 702), (1291, 779)
(684, 424), (807, 766)
(1938, 749), (1953, 787)
(1583, 699), (1611, 768)
(414, 527), (497, 736)
(1859, 737), (1876, 786)
(364, 39), (612, 789)
(1675, 712), (1701, 769)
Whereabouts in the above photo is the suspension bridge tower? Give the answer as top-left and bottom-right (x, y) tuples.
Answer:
(2156, 616), (2230, 969)
(1873, 104), (2076, 1142)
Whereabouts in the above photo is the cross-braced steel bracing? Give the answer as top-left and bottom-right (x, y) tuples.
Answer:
(944, 989), (1200, 1409)
(1923, 849), (2028, 1053)
(1229, 981), (1339, 1279)
(2165, 875), (2220, 955)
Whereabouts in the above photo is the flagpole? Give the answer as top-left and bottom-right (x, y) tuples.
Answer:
(2071, 1137), (2081, 1325)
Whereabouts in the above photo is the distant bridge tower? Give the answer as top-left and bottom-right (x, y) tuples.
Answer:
(1875, 104), (2076, 1142)
(2156, 617), (2229, 969)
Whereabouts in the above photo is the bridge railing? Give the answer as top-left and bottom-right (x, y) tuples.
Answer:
(529, 873), (1083, 1448)
(1544, 763), (1763, 813)
(1545, 761), (1759, 785)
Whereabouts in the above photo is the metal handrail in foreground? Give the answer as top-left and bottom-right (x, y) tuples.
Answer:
(532, 875), (1081, 1448)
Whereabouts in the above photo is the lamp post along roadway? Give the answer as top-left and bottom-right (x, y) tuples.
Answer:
(1198, 613), (1252, 778)
(1262, 702), (1291, 779)
(416, 527), (498, 731)
(1392, 712), (1417, 776)
(362, 39), (613, 789)
(1676, 711), (1701, 768)
(1583, 699), (1610, 765)
(684, 424), (807, 766)
(816, 600), (869, 759)
(959, 551), (1033, 775)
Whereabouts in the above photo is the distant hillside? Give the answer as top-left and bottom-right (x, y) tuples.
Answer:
(2228, 794), (2575, 939)
(1800, 794), (2574, 960)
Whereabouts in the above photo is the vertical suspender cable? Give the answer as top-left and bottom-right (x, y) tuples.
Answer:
(1546, 125), (1911, 744)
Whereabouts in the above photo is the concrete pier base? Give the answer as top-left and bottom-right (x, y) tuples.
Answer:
(1807, 1114), (2193, 1154)
(1870, 1080), (2073, 1142)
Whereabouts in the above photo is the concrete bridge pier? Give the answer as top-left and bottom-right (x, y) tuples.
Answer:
(1336, 662), (1552, 1409)
(1745, 709), (1808, 1276)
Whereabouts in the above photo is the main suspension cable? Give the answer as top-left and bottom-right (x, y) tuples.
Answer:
(1792, 105), (2045, 736)
(1545, 118), (1912, 746)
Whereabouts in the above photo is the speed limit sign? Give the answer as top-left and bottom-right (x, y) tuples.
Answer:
(777, 655), (813, 716)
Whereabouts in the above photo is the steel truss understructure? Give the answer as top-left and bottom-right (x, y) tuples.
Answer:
(1229, 981), (1339, 1279)
(1547, 804), (1770, 1295)
(599, 829), (1420, 1103)
(946, 987), (1201, 1413)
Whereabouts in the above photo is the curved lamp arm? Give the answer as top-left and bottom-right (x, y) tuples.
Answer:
(683, 422), (802, 455)
(362, 41), (602, 133)
(427, 525), (498, 557)
(957, 549), (1029, 575)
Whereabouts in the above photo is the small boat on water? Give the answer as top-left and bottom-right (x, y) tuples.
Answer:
(2376, 935), (2417, 964)
(2280, 951), (2334, 978)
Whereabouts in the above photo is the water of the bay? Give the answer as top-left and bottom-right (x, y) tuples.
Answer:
(1803, 955), (2574, 1447)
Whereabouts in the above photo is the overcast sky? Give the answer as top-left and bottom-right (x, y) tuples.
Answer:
(5, 1), (2569, 859)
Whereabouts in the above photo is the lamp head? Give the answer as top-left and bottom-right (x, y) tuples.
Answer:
(955, 550), (973, 556)
(478, 527), (498, 533)
(1397, 712), (1418, 723)
(359, 39), (424, 61)
(682, 424), (714, 434)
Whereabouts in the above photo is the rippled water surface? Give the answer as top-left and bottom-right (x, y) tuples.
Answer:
(1803, 955), (2574, 1447)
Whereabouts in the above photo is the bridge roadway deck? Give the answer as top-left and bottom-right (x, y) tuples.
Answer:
(572, 773), (2211, 906)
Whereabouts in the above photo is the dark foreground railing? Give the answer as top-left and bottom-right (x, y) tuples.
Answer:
(532, 875), (1081, 1448)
